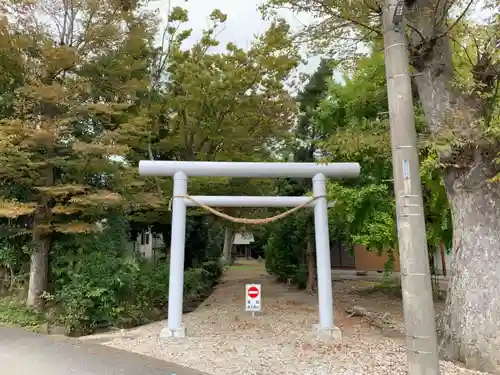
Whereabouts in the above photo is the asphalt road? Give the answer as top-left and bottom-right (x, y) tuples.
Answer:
(0, 327), (209, 375)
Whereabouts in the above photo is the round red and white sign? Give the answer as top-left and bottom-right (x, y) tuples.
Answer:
(247, 286), (260, 299)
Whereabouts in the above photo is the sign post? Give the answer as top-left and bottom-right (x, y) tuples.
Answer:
(245, 284), (261, 316)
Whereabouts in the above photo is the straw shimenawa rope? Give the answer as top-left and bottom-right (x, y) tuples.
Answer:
(168, 194), (324, 225)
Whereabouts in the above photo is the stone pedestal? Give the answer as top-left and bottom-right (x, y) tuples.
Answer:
(159, 326), (187, 339)
(313, 324), (342, 344)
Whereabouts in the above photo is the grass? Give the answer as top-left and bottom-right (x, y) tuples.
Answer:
(353, 276), (445, 301)
(354, 278), (403, 299)
(0, 296), (47, 332)
(229, 259), (266, 271)
(230, 264), (261, 270)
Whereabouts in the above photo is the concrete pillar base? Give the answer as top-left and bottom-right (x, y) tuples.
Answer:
(159, 326), (187, 339)
(313, 324), (342, 344)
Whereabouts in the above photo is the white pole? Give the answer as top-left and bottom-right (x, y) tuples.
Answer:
(163, 171), (188, 338)
(383, 1), (440, 373)
(312, 173), (337, 339)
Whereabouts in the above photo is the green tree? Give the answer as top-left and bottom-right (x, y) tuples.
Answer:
(117, 8), (302, 244)
(262, 1), (500, 369)
(0, 0), (156, 309)
(316, 51), (398, 269)
(318, 50), (451, 273)
(267, 59), (334, 292)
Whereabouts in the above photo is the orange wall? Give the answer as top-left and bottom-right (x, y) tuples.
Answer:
(354, 244), (400, 272)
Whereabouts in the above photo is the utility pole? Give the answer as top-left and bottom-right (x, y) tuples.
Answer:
(382, 1), (441, 374)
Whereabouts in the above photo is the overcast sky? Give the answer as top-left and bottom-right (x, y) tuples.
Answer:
(149, 0), (490, 78)
(150, 0), (322, 75)
(155, 0), (275, 50)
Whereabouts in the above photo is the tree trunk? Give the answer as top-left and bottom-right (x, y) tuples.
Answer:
(27, 167), (53, 310)
(26, 232), (51, 310)
(439, 241), (447, 277)
(306, 224), (316, 294)
(222, 227), (234, 264)
(407, 13), (500, 369)
(414, 62), (500, 372)
(437, 170), (500, 373)
(0, 266), (9, 293)
(160, 225), (171, 258)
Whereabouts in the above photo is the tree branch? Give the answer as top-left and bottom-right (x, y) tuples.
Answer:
(437, 0), (474, 38)
(406, 21), (427, 45)
(484, 78), (500, 127)
(313, 0), (383, 37)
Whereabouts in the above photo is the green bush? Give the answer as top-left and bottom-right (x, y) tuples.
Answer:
(0, 214), (224, 336)
(54, 255), (222, 336)
(201, 259), (223, 279)
(139, 261), (171, 310)
(264, 214), (311, 289)
(291, 263), (308, 289)
(55, 253), (147, 335)
(184, 267), (211, 298)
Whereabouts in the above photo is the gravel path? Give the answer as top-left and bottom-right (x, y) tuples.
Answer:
(80, 260), (488, 375)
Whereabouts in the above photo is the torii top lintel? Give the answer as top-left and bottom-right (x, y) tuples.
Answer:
(138, 160), (361, 179)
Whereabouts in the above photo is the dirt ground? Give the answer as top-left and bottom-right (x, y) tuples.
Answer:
(332, 275), (445, 331)
(79, 259), (473, 375)
(227, 260), (446, 339)
(226, 260), (407, 336)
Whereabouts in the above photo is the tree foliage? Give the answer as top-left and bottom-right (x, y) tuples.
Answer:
(0, 0), (301, 334)
(0, 0), (152, 308)
(266, 47), (452, 286)
(320, 50), (453, 263)
(265, 60), (334, 291)
(262, 0), (500, 371)
(119, 7), (301, 219)
(317, 52), (396, 255)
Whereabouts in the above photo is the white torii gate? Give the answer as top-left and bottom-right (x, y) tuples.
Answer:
(139, 160), (361, 341)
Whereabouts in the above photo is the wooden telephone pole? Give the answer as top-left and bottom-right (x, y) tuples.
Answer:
(382, 0), (441, 374)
